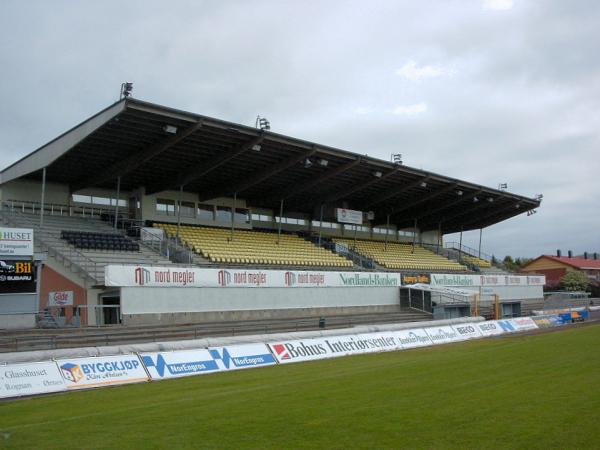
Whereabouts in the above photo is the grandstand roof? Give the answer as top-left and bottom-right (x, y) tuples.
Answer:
(0, 98), (541, 233)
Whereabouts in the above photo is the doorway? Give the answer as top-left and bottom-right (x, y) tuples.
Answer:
(101, 296), (121, 325)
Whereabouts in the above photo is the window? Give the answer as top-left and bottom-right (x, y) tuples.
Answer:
(197, 204), (214, 220)
(178, 201), (196, 218)
(72, 194), (126, 207)
(234, 208), (250, 223)
(156, 198), (176, 216)
(252, 214), (272, 222)
(215, 206), (232, 222)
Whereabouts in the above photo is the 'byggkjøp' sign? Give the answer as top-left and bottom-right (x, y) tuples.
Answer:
(57, 355), (148, 389)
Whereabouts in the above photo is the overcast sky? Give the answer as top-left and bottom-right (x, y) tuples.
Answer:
(1, 0), (598, 258)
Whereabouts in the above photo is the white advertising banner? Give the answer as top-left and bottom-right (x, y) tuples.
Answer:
(57, 355), (148, 389)
(335, 208), (363, 225)
(0, 227), (34, 256)
(0, 361), (66, 398)
(207, 343), (277, 371)
(475, 321), (506, 336)
(141, 349), (221, 380)
(394, 328), (433, 349)
(451, 323), (483, 340)
(494, 320), (520, 334)
(430, 274), (481, 287)
(351, 332), (402, 354)
(430, 273), (542, 287)
(508, 317), (539, 331)
(48, 290), (74, 307)
(424, 326), (463, 344)
(105, 266), (401, 288)
(268, 338), (335, 364)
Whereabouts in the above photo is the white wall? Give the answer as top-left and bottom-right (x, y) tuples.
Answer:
(121, 286), (400, 314)
(459, 285), (543, 300)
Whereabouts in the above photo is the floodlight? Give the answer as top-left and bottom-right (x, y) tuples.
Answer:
(163, 125), (178, 134)
(252, 144), (262, 152)
(420, 181), (427, 188)
(317, 158), (329, 167)
(372, 171), (383, 178)
(456, 190), (463, 196)
(304, 158), (313, 168)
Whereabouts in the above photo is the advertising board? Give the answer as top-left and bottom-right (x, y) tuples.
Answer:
(509, 317), (539, 331)
(208, 343), (277, 371)
(105, 266), (400, 288)
(394, 328), (432, 349)
(56, 355), (148, 389)
(475, 321), (506, 336)
(424, 326), (463, 344)
(451, 323), (483, 340)
(335, 208), (363, 225)
(141, 349), (221, 380)
(430, 273), (544, 287)
(348, 332), (401, 354)
(0, 361), (66, 398)
(0, 260), (35, 294)
(48, 290), (74, 307)
(0, 227), (34, 256)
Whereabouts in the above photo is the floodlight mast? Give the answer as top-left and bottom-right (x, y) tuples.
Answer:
(120, 82), (133, 100)
(255, 115), (270, 130)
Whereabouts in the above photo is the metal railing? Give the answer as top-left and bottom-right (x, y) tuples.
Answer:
(1, 204), (101, 283)
(443, 241), (492, 262)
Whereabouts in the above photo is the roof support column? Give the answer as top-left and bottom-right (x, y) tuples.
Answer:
(39, 167), (46, 228)
(176, 185), (183, 240)
(318, 203), (324, 246)
(458, 226), (464, 263)
(437, 222), (442, 254)
(478, 227), (483, 259)
(412, 218), (417, 254)
(384, 214), (390, 251)
(277, 199), (284, 245)
(230, 192), (237, 242)
(113, 176), (121, 230)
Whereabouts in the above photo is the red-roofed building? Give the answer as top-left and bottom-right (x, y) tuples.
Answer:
(521, 254), (600, 289)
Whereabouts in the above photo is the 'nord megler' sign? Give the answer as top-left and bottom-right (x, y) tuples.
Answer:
(105, 266), (401, 288)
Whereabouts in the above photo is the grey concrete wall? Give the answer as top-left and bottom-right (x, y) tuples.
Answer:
(0, 313), (36, 329)
(0, 293), (37, 313)
(122, 304), (401, 326)
(121, 286), (400, 315)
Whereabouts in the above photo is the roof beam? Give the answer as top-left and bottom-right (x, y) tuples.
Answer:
(262, 157), (363, 204)
(454, 201), (528, 230)
(362, 176), (430, 210)
(319, 169), (396, 204)
(71, 120), (203, 192)
(198, 146), (317, 201)
(419, 196), (499, 229)
(388, 183), (458, 218)
(412, 189), (484, 222)
(146, 133), (264, 195)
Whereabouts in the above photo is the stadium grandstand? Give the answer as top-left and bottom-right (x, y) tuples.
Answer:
(0, 96), (544, 338)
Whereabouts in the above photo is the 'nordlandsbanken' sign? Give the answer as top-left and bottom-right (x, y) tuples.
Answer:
(105, 266), (401, 288)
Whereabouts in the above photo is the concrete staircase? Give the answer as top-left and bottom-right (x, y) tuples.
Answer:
(0, 210), (173, 285)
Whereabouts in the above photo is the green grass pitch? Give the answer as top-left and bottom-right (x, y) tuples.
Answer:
(1, 324), (599, 449)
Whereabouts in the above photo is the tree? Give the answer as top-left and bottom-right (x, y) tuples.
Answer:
(559, 271), (590, 291)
